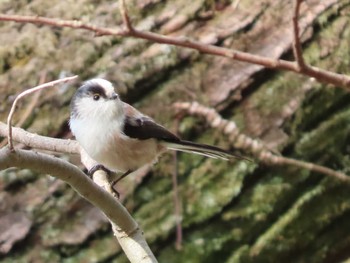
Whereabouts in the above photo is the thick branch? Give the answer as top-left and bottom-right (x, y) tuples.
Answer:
(0, 122), (79, 154)
(0, 148), (136, 231)
(0, 147), (157, 263)
(0, 14), (349, 88)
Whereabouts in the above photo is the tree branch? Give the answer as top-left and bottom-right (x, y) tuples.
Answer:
(0, 122), (79, 154)
(119, 0), (133, 32)
(7, 76), (78, 150)
(292, 0), (306, 70)
(0, 14), (124, 35)
(174, 102), (350, 184)
(0, 13), (349, 88)
(0, 72), (47, 148)
(0, 147), (157, 263)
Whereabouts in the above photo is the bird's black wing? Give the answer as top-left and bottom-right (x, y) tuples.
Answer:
(122, 103), (180, 142)
(123, 115), (180, 142)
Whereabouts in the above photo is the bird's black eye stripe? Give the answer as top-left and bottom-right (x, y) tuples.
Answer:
(84, 84), (107, 99)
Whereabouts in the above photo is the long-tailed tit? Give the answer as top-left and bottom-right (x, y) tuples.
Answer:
(69, 79), (248, 184)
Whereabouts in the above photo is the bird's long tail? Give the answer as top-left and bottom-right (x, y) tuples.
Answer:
(163, 140), (251, 161)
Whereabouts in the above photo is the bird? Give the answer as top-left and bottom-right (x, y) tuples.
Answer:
(69, 78), (249, 186)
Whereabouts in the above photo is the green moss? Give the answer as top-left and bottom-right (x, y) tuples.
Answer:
(38, 189), (77, 243)
(62, 235), (121, 263)
(0, 245), (61, 263)
(133, 158), (254, 245)
(295, 107), (350, 161)
(156, 166), (311, 263)
(238, 179), (350, 263)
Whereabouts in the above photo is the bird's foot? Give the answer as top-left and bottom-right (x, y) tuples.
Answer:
(87, 164), (112, 177)
(109, 170), (133, 199)
(87, 165), (121, 198)
(111, 170), (132, 186)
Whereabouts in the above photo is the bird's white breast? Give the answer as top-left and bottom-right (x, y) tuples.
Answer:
(70, 115), (123, 161)
(70, 115), (163, 173)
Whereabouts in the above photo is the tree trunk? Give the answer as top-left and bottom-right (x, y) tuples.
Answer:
(1, 0), (350, 262)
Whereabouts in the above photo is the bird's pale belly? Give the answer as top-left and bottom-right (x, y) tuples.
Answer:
(91, 135), (165, 173)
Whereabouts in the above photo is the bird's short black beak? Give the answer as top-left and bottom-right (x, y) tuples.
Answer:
(111, 93), (119, 100)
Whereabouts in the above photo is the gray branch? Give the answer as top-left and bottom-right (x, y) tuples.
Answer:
(0, 138), (157, 262)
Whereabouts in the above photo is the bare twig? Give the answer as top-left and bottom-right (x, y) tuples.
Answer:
(0, 14), (124, 35)
(19, 73), (47, 127)
(119, 0), (133, 32)
(0, 13), (349, 88)
(0, 72), (46, 149)
(292, 0), (306, 70)
(276, 157), (349, 183)
(7, 76), (78, 150)
(174, 102), (350, 184)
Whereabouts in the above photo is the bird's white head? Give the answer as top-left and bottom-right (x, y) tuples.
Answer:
(70, 78), (123, 121)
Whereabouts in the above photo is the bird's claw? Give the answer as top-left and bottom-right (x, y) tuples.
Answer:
(87, 164), (112, 177)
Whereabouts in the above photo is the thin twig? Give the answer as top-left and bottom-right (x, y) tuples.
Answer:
(119, 0), (133, 32)
(292, 0), (306, 70)
(16, 74), (46, 128)
(0, 72), (46, 149)
(7, 75), (78, 150)
(0, 14), (124, 36)
(275, 156), (350, 183)
(173, 102), (350, 185)
(0, 14), (349, 88)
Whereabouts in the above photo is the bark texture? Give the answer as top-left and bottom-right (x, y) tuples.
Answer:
(1, 0), (350, 262)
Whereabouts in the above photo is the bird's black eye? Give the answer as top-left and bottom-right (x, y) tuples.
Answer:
(93, 94), (100, 101)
